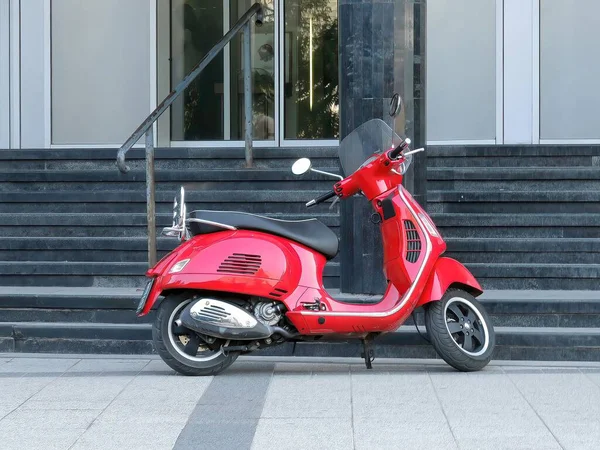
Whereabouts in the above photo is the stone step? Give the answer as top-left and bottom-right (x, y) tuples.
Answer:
(0, 147), (339, 160)
(0, 213), (341, 238)
(0, 168), (341, 182)
(0, 147), (339, 171)
(0, 189), (337, 203)
(432, 213), (600, 239)
(303, 327), (600, 361)
(428, 146), (600, 157)
(1, 236), (592, 264)
(427, 145), (600, 168)
(444, 238), (600, 264)
(2, 288), (599, 328)
(439, 227), (600, 239)
(2, 321), (600, 361)
(0, 212), (340, 227)
(0, 190), (339, 214)
(0, 262), (340, 288)
(0, 231), (342, 261)
(0, 169), (339, 192)
(428, 167), (600, 191)
(428, 190), (600, 214)
(0, 181), (336, 193)
(432, 213), (600, 227)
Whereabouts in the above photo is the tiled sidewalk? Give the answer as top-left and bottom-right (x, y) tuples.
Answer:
(1, 355), (599, 449)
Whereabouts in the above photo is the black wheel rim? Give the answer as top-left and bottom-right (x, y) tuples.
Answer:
(444, 298), (489, 356)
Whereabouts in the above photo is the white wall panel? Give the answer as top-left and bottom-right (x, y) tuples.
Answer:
(540, 0), (600, 140)
(427, 0), (497, 142)
(503, 0), (535, 144)
(0, 0), (10, 148)
(19, 0), (46, 148)
(51, 0), (151, 145)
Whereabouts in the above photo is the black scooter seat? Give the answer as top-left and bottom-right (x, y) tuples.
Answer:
(188, 210), (339, 260)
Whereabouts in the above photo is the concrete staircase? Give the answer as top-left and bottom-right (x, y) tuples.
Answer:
(1, 144), (600, 362)
(2, 288), (600, 362)
(0, 147), (341, 288)
(428, 145), (600, 289)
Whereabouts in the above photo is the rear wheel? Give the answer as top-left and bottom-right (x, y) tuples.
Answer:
(425, 289), (495, 372)
(152, 294), (238, 376)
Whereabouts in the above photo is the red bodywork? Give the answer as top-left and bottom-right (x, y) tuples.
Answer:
(140, 148), (482, 336)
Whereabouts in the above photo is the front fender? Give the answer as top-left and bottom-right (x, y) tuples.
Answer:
(416, 257), (483, 308)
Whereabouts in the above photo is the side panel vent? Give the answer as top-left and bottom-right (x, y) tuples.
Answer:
(269, 288), (288, 298)
(217, 253), (262, 275)
(404, 220), (422, 263)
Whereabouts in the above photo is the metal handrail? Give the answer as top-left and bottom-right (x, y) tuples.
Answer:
(116, 2), (263, 267)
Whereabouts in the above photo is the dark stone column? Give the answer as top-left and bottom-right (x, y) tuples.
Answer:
(338, 0), (426, 294)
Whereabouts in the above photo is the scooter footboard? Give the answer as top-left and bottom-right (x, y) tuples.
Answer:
(416, 257), (483, 308)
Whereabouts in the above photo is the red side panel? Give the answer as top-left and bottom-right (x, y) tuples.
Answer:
(416, 257), (483, 308)
(138, 230), (322, 315)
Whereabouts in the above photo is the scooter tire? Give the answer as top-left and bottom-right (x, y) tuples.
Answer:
(425, 289), (495, 372)
(153, 294), (239, 376)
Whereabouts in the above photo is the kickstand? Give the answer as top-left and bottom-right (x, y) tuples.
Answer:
(361, 336), (375, 370)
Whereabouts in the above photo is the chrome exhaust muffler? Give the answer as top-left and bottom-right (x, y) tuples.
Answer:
(179, 298), (281, 340)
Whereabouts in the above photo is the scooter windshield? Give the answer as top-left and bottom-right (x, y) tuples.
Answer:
(338, 119), (404, 177)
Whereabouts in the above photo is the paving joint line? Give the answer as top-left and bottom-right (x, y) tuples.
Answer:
(247, 363), (276, 447)
(66, 359), (152, 450)
(502, 366), (566, 450)
(349, 365), (356, 450)
(578, 367), (600, 391)
(0, 357), (82, 422)
(426, 369), (460, 450)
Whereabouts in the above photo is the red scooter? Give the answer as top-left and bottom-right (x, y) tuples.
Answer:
(136, 95), (495, 375)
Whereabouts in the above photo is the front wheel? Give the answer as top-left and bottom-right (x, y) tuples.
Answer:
(152, 294), (239, 376)
(425, 289), (495, 372)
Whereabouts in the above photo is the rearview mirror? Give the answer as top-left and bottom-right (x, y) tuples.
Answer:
(389, 93), (402, 118)
(292, 158), (312, 176)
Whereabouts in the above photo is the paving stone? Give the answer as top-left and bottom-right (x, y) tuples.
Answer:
(430, 371), (563, 449)
(353, 417), (457, 450)
(71, 421), (183, 450)
(20, 375), (135, 410)
(507, 372), (600, 449)
(0, 408), (99, 450)
(262, 370), (352, 419)
(65, 358), (150, 374)
(251, 418), (353, 450)
(0, 376), (57, 413)
(351, 371), (442, 417)
(0, 357), (79, 374)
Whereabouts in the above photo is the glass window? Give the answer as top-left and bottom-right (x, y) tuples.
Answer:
(229, 0), (276, 141)
(170, 0), (224, 141)
(0, 0), (9, 148)
(51, 0), (151, 145)
(283, 0), (339, 140)
(426, 0), (497, 142)
(540, 0), (600, 140)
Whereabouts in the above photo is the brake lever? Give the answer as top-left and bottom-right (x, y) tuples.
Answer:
(402, 148), (425, 157)
(329, 196), (340, 210)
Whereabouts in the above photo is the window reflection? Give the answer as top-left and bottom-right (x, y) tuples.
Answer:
(284, 0), (339, 140)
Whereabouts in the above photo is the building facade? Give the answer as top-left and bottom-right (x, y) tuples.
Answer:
(2, 0), (599, 150)
(1, 1), (599, 359)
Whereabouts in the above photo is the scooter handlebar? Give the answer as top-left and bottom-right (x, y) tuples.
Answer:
(306, 190), (336, 208)
(389, 138), (412, 160)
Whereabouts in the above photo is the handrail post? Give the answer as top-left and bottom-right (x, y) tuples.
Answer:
(145, 128), (157, 267)
(243, 22), (253, 168)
